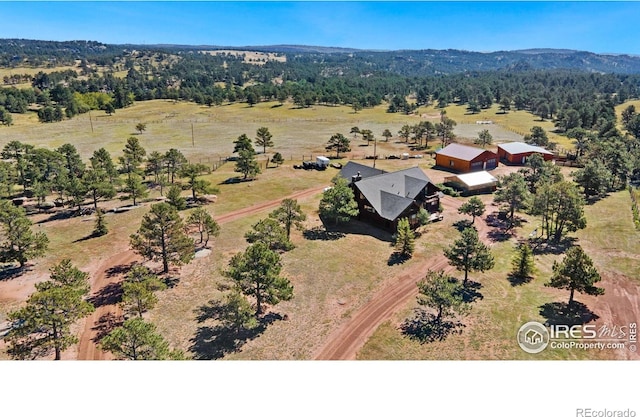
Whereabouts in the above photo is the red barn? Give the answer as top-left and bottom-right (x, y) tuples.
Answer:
(497, 142), (554, 164)
(435, 143), (498, 173)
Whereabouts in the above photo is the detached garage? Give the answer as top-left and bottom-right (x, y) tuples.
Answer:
(444, 171), (499, 195)
(435, 143), (498, 173)
(497, 142), (554, 164)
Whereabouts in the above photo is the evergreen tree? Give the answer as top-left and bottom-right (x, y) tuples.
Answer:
(545, 246), (604, 305)
(511, 243), (535, 281)
(219, 290), (258, 336)
(325, 133), (350, 158)
(121, 265), (167, 318)
(255, 126), (274, 154)
(444, 227), (494, 285)
(394, 217), (415, 258)
(123, 173), (148, 206)
(166, 185), (187, 210)
(270, 152), (284, 167)
(100, 317), (183, 360)
(93, 208), (108, 237)
(235, 149), (261, 180)
(245, 218), (293, 251)
(457, 196), (485, 224)
(494, 173), (531, 228)
(225, 242), (293, 316)
(130, 202), (194, 273)
(186, 207), (220, 246)
(0, 200), (49, 268)
(5, 259), (93, 360)
(269, 198), (306, 240)
(416, 270), (469, 325)
(318, 177), (359, 225)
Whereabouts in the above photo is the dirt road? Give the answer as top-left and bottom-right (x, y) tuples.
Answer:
(76, 185), (327, 360)
(314, 196), (487, 360)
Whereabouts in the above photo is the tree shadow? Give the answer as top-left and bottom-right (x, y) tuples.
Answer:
(88, 282), (123, 308)
(35, 209), (76, 224)
(539, 301), (599, 326)
(400, 310), (465, 343)
(0, 264), (31, 281)
(91, 312), (124, 343)
(302, 226), (345, 241)
(387, 251), (410, 266)
(453, 219), (473, 231)
(189, 299), (284, 360)
(487, 228), (515, 242)
(530, 237), (577, 255)
(458, 280), (484, 303)
(104, 261), (137, 279)
(507, 272), (534, 286)
(163, 275), (180, 289)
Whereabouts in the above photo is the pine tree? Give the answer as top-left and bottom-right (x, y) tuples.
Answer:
(444, 227), (494, 285)
(269, 198), (306, 240)
(457, 196), (485, 224)
(225, 242), (293, 316)
(130, 202), (194, 273)
(394, 218), (415, 258)
(318, 177), (358, 225)
(121, 265), (167, 318)
(545, 246), (604, 305)
(100, 317), (183, 360)
(166, 185), (187, 210)
(255, 127), (274, 154)
(93, 208), (108, 237)
(6, 259), (93, 360)
(511, 243), (535, 281)
(0, 200), (49, 268)
(186, 207), (220, 246)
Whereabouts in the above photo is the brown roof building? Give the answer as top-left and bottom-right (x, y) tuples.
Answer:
(435, 143), (498, 173)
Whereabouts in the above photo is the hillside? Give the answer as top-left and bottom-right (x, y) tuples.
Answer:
(4, 39), (640, 74)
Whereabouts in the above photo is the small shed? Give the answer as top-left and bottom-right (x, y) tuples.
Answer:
(316, 156), (330, 168)
(435, 143), (498, 173)
(444, 171), (498, 194)
(497, 142), (554, 164)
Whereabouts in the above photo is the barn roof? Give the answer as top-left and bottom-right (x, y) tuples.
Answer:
(338, 161), (386, 181)
(435, 143), (494, 161)
(498, 142), (553, 155)
(354, 166), (433, 221)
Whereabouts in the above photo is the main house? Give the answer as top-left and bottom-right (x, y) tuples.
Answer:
(435, 143), (498, 173)
(339, 162), (441, 231)
(496, 142), (555, 164)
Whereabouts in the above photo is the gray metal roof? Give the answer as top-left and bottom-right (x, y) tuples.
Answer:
(338, 161), (386, 181)
(354, 166), (433, 221)
(498, 142), (553, 155)
(435, 143), (494, 161)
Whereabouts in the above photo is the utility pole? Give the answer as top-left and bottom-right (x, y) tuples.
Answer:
(89, 111), (94, 133)
(373, 136), (377, 169)
(191, 123), (194, 147)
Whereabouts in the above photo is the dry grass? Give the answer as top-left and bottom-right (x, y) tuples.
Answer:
(359, 191), (638, 360)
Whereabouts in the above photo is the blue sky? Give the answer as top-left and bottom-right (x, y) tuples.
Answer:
(1, 2), (640, 54)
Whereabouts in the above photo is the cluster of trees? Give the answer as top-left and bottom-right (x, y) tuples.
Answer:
(0, 137), (216, 214)
(230, 127), (281, 180)
(223, 199), (303, 324)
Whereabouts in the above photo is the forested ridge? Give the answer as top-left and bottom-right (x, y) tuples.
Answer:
(1, 38), (640, 133)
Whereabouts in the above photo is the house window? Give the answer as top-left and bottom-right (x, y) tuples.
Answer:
(449, 160), (454, 167)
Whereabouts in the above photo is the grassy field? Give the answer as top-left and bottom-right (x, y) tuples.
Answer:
(358, 190), (637, 360)
(1, 96), (629, 361)
(0, 98), (574, 165)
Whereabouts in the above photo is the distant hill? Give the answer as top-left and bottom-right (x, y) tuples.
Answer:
(3, 38), (640, 74)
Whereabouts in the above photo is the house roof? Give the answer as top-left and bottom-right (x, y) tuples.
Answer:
(354, 166), (433, 221)
(498, 142), (553, 155)
(338, 161), (386, 182)
(445, 171), (498, 188)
